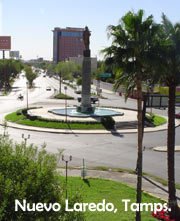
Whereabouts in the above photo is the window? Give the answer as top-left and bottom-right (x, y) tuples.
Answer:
(60, 31), (83, 37)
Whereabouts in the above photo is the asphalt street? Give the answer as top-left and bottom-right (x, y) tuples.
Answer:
(0, 73), (180, 182)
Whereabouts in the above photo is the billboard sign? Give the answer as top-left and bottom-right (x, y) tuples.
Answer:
(0, 36), (11, 50)
(9, 51), (20, 59)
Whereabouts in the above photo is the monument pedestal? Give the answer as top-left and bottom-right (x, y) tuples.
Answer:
(77, 49), (94, 113)
(83, 50), (90, 57)
(76, 105), (95, 114)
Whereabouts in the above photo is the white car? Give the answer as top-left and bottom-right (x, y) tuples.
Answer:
(46, 86), (51, 91)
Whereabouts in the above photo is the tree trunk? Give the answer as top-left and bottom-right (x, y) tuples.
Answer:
(136, 80), (143, 221)
(168, 82), (180, 220)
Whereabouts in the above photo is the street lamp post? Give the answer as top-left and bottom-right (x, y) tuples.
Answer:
(62, 155), (72, 199)
(2, 120), (8, 138)
(26, 81), (29, 110)
(22, 134), (30, 146)
(64, 86), (67, 122)
(98, 88), (102, 107)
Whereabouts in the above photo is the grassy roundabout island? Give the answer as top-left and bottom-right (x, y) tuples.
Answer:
(5, 110), (105, 130)
(5, 108), (167, 130)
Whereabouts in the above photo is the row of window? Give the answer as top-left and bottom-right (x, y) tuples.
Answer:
(59, 31), (83, 37)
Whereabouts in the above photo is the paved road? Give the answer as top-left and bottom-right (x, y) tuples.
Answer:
(0, 74), (180, 182)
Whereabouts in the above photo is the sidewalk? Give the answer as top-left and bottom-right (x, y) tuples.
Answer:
(58, 168), (180, 205)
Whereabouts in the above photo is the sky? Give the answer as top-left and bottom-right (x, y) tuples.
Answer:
(1, 0), (180, 60)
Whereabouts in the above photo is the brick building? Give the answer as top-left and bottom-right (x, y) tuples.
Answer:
(53, 27), (85, 63)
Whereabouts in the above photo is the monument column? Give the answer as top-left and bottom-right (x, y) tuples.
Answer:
(78, 26), (94, 113)
(81, 49), (92, 112)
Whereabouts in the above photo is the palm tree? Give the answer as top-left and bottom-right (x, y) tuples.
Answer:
(102, 10), (159, 221)
(157, 14), (180, 220)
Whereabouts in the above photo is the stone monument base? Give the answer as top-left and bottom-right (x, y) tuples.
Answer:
(83, 49), (90, 57)
(76, 106), (95, 114)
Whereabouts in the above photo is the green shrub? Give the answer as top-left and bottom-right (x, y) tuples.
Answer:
(54, 93), (74, 100)
(159, 86), (169, 95)
(101, 116), (115, 129)
(16, 110), (22, 115)
(0, 137), (84, 221)
(26, 115), (38, 121)
(21, 108), (28, 116)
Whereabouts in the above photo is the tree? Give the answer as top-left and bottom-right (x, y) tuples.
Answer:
(94, 61), (114, 81)
(0, 136), (84, 221)
(102, 10), (159, 221)
(24, 65), (37, 88)
(46, 62), (56, 77)
(0, 59), (23, 92)
(76, 77), (82, 86)
(156, 14), (180, 220)
(55, 61), (78, 93)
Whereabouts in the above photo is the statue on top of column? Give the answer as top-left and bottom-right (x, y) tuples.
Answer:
(83, 26), (91, 50)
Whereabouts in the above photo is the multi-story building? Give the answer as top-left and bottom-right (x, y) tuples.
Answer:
(53, 27), (85, 63)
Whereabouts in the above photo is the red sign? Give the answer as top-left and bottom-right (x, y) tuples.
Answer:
(0, 36), (11, 50)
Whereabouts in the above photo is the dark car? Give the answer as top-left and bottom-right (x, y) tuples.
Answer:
(77, 96), (99, 104)
(175, 112), (180, 119)
(75, 90), (81, 94)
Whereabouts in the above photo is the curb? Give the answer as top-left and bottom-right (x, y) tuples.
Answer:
(2, 120), (180, 135)
(153, 146), (180, 152)
(1, 112), (180, 135)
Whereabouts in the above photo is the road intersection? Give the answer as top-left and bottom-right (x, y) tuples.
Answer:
(0, 73), (180, 183)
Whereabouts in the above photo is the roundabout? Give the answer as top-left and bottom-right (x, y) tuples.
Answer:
(3, 105), (175, 134)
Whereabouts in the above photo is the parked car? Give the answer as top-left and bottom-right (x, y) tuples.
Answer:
(46, 86), (51, 91)
(77, 96), (99, 104)
(175, 112), (180, 119)
(75, 90), (81, 94)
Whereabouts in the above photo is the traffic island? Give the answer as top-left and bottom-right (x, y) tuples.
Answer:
(2, 107), (174, 134)
(153, 146), (180, 152)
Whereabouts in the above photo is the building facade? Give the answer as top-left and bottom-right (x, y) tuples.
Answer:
(53, 27), (85, 63)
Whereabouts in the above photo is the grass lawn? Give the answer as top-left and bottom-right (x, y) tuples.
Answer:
(146, 113), (167, 127)
(5, 111), (105, 130)
(5, 110), (167, 130)
(63, 176), (161, 221)
(152, 115), (167, 126)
